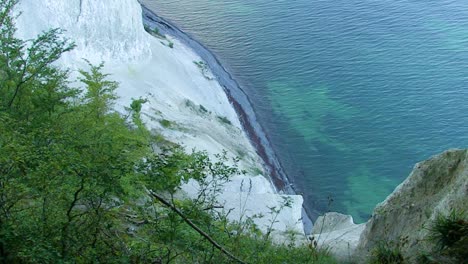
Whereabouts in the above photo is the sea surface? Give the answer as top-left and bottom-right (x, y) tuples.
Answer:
(142, 0), (468, 223)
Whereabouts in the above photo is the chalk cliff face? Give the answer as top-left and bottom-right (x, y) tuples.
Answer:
(356, 149), (468, 262)
(14, 0), (305, 238)
(16, 0), (151, 64)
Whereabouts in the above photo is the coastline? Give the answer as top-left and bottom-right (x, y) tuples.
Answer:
(141, 6), (289, 192)
(140, 4), (313, 232)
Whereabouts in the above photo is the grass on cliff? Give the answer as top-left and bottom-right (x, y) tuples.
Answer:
(367, 209), (468, 264)
(423, 210), (468, 263)
(369, 242), (404, 264)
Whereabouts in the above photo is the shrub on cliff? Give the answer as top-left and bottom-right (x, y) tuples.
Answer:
(422, 210), (468, 264)
(368, 241), (404, 264)
(365, 210), (468, 264)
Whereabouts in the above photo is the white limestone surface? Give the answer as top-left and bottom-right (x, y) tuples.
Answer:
(311, 212), (365, 262)
(14, 0), (305, 238)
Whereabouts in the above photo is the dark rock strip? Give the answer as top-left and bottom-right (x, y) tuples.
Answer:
(140, 4), (312, 233)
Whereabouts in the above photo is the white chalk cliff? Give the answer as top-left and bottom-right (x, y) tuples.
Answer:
(14, 0), (305, 238)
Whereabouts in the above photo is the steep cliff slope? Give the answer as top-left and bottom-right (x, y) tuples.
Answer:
(14, 0), (305, 237)
(311, 149), (467, 262)
(16, 0), (151, 64)
(356, 149), (468, 262)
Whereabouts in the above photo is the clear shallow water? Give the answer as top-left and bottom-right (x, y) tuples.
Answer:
(142, 0), (468, 223)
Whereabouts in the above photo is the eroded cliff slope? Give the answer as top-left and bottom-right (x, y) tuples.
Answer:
(356, 149), (468, 262)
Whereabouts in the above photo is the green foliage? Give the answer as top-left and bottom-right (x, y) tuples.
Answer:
(369, 241), (404, 264)
(199, 104), (208, 113)
(160, 118), (173, 128)
(125, 97), (149, 130)
(152, 27), (160, 36)
(429, 210), (467, 250)
(144, 25), (164, 38)
(426, 210), (468, 263)
(129, 97), (147, 113)
(79, 60), (118, 117)
(0, 0), (75, 117)
(0, 3), (336, 263)
(217, 115), (232, 125)
(184, 99), (210, 115)
(249, 166), (264, 176)
(194, 60), (206, 69)
(366, 210), (468, 264)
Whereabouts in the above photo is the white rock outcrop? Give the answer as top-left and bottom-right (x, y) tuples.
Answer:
(311, 212), (365, 261)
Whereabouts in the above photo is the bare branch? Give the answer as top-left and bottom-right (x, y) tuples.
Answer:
(147, 190), (247, 264)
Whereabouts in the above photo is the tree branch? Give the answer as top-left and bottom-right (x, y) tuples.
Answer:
(147, 190), (247, 264)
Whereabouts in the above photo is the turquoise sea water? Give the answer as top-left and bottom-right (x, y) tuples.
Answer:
(142, 0), (468, 223)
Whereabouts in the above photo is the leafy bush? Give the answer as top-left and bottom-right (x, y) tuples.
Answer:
(152, 27), (161, 36)
(159, 118), (173, 128)
(429, 210), (467, 250)
(144, 24), (164, 38)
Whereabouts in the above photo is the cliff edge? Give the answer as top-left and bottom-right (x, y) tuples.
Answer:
(356, 149), (468, 262)
(314, 149), (468, 263)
